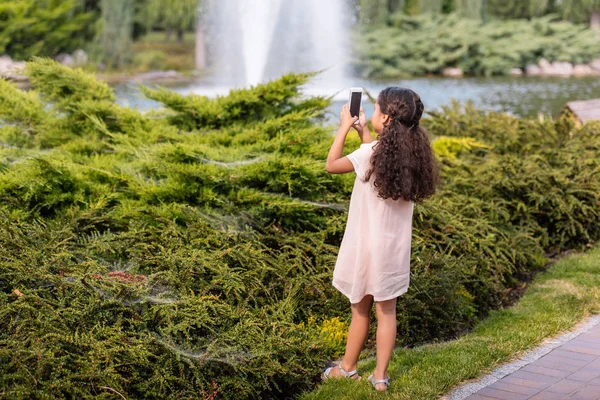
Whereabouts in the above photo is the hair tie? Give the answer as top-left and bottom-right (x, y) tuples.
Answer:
(393, 116), (419, 131)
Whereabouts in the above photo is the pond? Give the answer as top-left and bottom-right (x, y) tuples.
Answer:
(112, 75), (600, 124)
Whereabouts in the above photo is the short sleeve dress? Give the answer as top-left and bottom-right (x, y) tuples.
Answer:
(332, 140), (415, 304)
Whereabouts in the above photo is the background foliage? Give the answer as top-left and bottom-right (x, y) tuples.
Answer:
(0, 0), (598, 73)
(356, 13), (600, 78)
(358, 0), (598, 24)
(0, 0), (98, 60)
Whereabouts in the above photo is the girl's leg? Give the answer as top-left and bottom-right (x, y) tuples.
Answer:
(328, 294), (373, 378)
(373, 296), (397, 390)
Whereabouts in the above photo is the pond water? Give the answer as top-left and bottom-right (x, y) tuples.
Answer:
(112, 75), (600, 124)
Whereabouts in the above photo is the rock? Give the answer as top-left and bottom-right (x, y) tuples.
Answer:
(573, 64), (595, 76)
(132, 70), (182, 82)
(537, 59), (574, 76)
(590, 58), (600, 71)
(0, 54), (13, 67)
(0, 56), (13, 74)
(510, 68), (523, 76)
(525, 64), (542, 76)
(0, 55), (26, 81)
(2, 67), (27, 81)
(538, 58), (552, 72)
(551, 61), (573, 76)
(442, 67), (463, 77)
(55, 53), (74, 67)
(72, 49), (88, 66)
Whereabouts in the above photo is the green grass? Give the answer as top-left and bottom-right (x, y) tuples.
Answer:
(138, 31), (196, 46)
(300, 246), (600, 399)
(131, 31), (196, 72)
(86, 31), (197, 80)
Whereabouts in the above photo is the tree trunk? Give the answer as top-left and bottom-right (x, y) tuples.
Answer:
(421, 0), (442, 14)
(591, 10), (600, 30)
(456, 0), (482, 20)
(177, 29), (184, 43)
(442, 0), (456, 13)
(101, 0), (133, 69)
(359, 0), (389, 25)
(165, 28), (173, 42)
(403, 0), (420, 15)
(481, 0), (487, 23)
(389, 0), (405, 13)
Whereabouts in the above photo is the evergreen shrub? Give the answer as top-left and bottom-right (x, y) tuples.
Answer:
(0, 0), (98, 60)
(0, 60), (599, 398)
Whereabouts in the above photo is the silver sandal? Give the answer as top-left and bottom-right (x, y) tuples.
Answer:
(367, 374), (390, 390)
(322, 364), (360, 381)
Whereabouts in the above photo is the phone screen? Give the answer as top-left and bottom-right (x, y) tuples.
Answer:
(350, 92), (362, 118)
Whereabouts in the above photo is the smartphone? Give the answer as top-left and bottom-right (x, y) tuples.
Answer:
(349, 87), (363, 125)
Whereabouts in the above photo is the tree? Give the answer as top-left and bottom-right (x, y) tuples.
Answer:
(442, 0), (457, 13)
(147, 0), (198, 42)
(359, 0), (390, 25)
(421, 0), (443, 14)
(404, 0), (421, 14)
(0, 0), (98, 60)
(454, 0), (483, 19)
(100, 0), (134, 68)
(132, 0), (152, 40)
(560, 0), (600, 27)
(82, 0), (147, 39)
(487, 0), (551, 19)
(389, 0), (405, 13)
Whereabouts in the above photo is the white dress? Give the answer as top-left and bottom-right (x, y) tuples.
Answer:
(332, 140), (414, 304)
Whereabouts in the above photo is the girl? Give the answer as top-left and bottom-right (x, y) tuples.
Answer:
(322, 87), (439, 391)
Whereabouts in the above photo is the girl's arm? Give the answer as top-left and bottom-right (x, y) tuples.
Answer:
(325, 104), (356, 174)
(325, 124), (354, 174)
(357, 125), (375, 144)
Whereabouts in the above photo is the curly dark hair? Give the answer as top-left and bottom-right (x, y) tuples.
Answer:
(364, 87), (439, 203)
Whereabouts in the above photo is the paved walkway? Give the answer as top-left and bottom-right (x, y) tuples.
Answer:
(446, 315), (600, 400)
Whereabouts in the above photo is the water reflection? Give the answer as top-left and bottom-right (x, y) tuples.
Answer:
(112, 76), (600, 122)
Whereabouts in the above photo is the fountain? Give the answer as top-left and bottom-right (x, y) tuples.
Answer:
(202, 0), (352, 90)
(113, 1), (600, 120)
(238, 0), (283, 86)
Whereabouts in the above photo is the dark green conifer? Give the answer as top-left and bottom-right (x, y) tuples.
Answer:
(0, 0), (97, 60)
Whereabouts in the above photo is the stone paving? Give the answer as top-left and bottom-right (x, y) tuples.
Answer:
(446, 315), (600, 400)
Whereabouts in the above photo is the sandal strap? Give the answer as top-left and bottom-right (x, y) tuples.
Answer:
(323, 365), (359, 380)
(368, 374), (390, 387)
(339, 365), (358, 377)
(372, 378), (389, 385)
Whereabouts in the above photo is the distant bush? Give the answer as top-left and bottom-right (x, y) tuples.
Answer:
(132, 50), (169, 71)
(0, 0), (98, 60)
(0, 60), (599, 398)
(357, 13), (600, 77)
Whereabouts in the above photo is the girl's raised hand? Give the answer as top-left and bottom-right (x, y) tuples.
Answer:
(340, 103), (359, 130)
(352, 106), (367, 132)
